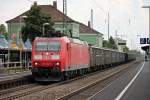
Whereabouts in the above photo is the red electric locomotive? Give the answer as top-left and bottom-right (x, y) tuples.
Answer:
(32, 36), (90, 81)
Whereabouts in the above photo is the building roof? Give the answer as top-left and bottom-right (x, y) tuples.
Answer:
(6, 5), (73, 23)
(79, 22), (102, 34)
(141, 45), (150, 53)
(6, 3), (102, 35)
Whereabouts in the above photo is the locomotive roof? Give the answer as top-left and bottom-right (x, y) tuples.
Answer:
(34, 37), (88, 46)
(34, 37), (69, 42)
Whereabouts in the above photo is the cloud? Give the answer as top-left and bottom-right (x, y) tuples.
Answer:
(0, 0), (149, 50)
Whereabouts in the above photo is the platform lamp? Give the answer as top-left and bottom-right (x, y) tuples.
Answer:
(43, 23), (49, 36)
(19, 15), (27, 68)
(142, 5), (150, 61)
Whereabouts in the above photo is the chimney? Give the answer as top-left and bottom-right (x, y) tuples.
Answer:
(53, 1), (57, 9)
(88, 21), (91, 28)
(34, 1), (37, 5)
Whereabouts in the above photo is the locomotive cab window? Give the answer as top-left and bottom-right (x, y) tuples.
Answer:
(35, 42), (48, 51)
(35, 41), (60, 52)
(48, 42), (60, 52)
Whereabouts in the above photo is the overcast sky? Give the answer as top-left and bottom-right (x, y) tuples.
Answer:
(0, 0), (150, 50)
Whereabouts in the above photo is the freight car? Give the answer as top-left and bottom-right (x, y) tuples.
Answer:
(31, 36), (135, 82)
(89, 47), (127, 71)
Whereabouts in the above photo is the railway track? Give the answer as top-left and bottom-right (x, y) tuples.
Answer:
(0, 63), (118, 100)
(57, 61), (141, 100)
(0, 84), (57, 100)
(0, 83), (37, 96)
(0, 61), (139, 100)
(0, 72), (32, 91)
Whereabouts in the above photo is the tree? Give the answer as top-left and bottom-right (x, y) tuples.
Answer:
(22, 2), (54, 42)
(0, 24), (8, 39)
(108, 36), (118, 49)
(103, 40), (109, 48)
(103, 36), (118, 50)
(123, 46), (129, 52)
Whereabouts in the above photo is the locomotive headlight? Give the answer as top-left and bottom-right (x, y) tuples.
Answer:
(34, 55), (42, 60)
(53, 62), (60, 66)
(34, 62), (38, 66)
(56, 62), (60, 66)
(51, 55), (60, 60)
(46, 52), (49, 55)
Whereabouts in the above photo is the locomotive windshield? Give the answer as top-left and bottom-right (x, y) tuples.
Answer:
(48, 42), (60, 51)
(35, 41), (60, 52)
(35, 42), (48, 51)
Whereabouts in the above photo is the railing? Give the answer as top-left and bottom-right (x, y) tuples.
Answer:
(0, 61), (31, 68)
(0, 61), (32, 74)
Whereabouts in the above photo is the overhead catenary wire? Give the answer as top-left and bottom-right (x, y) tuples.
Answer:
(92, 0), (107, 16)
(90, 0), (121, 39)
(27, 0), (34, 3)
(92, 0), (136, 40)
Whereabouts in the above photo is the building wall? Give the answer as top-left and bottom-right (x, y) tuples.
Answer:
(54, 22), (79, 38)
(115, 38), (126, 52)
(79, 34), (103, 47)
(118, 45), (126, 52)
(7, 22), (103, 47)
(7, 23), (22, 40)
(97, 34), (103, 47)
(8, 23), (19, 36)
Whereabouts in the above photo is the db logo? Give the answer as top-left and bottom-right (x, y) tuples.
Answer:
(140, 38), (146, 44)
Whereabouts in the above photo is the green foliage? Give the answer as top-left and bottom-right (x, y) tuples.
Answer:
(22, 2), (54, 42)
(103, 36), (118, 50)
(103, 40), (109, 48)
(0, 24), (8, 39)
(128, 50), (139, 54)
(123, 46), (129, 52)
(108, 36), (118, 49)
(0, 24), (6, 33)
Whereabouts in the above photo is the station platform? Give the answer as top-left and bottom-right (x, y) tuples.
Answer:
(0, 71), (31, 82)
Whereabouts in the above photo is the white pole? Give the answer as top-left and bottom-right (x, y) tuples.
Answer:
(19, 16), (22, 68)
(142, 6), (150, 61)
(8, 23), (11, 68)
(108, 12), (110, 40)
(19, 16), (27, 68)
(43, 23), (49, 36)
(149, 8), (150, 60)
(43, 24), (44, 36)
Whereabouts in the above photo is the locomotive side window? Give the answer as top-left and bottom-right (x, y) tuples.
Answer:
(35, 42), (48, 51)
(48, 42), (60, 52)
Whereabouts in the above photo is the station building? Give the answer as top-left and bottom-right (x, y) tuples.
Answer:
(115, 38), (127, 52)
(6, 1), (103, 47)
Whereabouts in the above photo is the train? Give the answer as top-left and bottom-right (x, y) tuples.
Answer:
(31, 36), (135, 81)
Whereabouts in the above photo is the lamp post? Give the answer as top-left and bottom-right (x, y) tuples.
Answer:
(42, 23), (49, 36)
(136, 34), (141, 49)
(136, 35), (141, 60)
(19, 15), (27, 68)
(19, 16), (27, 38)
(108, 12), (110, 40)
(142, 6), (150, 60)
(7, 23), (11, 68)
